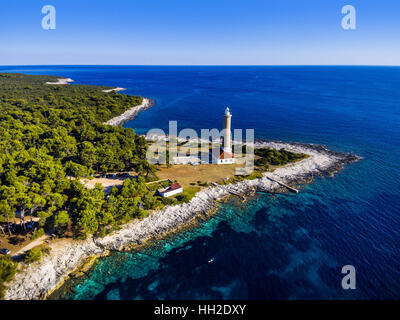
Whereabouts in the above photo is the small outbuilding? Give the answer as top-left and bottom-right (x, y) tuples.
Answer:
(158, 183), (183, 198)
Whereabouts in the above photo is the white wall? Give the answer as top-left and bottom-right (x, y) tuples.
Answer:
(160, 188), (183, 198)
(217, 158), (235, 165)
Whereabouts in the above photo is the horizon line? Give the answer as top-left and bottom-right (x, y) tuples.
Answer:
(1, 64), (400, 68)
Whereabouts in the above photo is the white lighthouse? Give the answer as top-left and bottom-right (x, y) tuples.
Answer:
(213, 107), (235, 165)
(223, 107), (232, 152)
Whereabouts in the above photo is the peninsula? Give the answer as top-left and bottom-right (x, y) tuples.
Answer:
(0, 73), (359, 300)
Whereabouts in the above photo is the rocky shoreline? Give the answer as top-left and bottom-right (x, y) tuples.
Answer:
(103, 97), (154, 126)
(46, 78), (74, 85)
(4, 140), (360, 300)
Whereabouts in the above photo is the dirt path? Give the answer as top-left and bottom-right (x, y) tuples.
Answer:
(12, 235), (48, 257)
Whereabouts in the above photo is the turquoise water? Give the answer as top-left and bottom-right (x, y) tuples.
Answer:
(1, 66), (399, 299)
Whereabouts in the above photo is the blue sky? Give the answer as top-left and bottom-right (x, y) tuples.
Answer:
(0, 0), (399, 65)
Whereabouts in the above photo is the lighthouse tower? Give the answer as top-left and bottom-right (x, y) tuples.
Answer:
(223, 107), (232, 152)
(212, 107), (235, 165)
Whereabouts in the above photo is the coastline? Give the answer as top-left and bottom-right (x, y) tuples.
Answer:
(46, 78), (74, 85)
(4, 139), (360, 300)
(103, 97), (154, 126)
(102, 87), (126, 93)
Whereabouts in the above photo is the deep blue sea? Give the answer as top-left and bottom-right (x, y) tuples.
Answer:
(1, 66), (400, 299)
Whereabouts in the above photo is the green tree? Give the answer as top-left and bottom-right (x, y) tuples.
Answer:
(23, 248), (42, 264)
(0, 255), (18, 299)
(79, 141), (97, 169)
(28, 191), (46, 225)
(64, 161), (89, 180)
(53, 210), (70, 230)
(0, 200), (13, 235)
(74, 196), (100, 238)
(0, 186), (17, 233)
(16, 192), (31, 230)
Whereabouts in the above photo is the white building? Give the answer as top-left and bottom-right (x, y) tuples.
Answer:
(158, 183), (183, 198)
(213, 150), (235, 165)
(172, 156), (200, 165)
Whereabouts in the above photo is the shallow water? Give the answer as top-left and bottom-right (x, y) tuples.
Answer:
(1, 65), (399, 299)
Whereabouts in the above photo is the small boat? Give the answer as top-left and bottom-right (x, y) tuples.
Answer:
(208, 257), (215, 264)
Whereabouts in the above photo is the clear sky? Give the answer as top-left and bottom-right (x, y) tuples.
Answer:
(0, 0), (399, 65)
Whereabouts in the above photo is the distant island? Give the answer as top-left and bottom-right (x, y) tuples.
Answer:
(0, 73), (359, 300)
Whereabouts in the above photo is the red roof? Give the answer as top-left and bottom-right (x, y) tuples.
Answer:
(161, 183), (182, 194)
(219, 151), (234, 159)
(169, 183), (182, 191)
